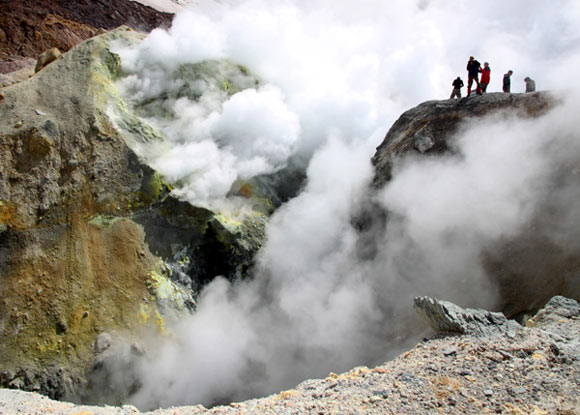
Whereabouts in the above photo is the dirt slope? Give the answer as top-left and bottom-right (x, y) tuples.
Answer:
(0, 0), (173, 62)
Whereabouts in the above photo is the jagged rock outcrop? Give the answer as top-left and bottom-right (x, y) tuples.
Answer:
(413, 296), (520, 337)
(371, 92), (580, 317)
(0, 28), (269, 399)
(1, 296), (579, 414)
(372, 92), (556, 187)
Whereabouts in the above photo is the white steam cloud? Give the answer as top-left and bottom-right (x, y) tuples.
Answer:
(109, 0), (580, 409)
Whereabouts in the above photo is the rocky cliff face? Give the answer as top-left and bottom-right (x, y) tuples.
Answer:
(372, 92), (555, 187)
(370, 92), (580, 317)
(0, 28), (268, 400)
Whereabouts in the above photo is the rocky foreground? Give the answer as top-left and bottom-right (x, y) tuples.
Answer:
(1, 296), (578, 414)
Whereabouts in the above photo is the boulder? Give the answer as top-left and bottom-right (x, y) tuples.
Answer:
(35, 47), (61, 72)
(413, 296), (519, 337)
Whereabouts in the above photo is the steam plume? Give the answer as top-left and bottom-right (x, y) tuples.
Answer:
(108, 0), (580, 409)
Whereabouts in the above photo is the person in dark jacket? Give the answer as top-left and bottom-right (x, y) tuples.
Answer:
(450, 76), (464, 99)
(503, 70), (513, 93)
(466, 56), (481, 96)
(524, 76), (536, 92)
(480, 62), (491, 93)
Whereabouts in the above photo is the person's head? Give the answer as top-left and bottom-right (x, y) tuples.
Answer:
(484, 62), (489, 67)
(508, 70), (513, 75)
(469, 56), (474, 61)
(524, 76), (530, 81)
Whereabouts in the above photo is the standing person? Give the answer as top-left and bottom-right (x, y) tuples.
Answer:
(524, 76), (536, 92)
(466, 56), (481, 96)
(480, 62), (491, 93)
(450, 76), (464, 99)
(503, 70), (513, 93)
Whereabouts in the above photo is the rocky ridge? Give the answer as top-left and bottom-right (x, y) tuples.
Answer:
(0, 295), (578, 414)
(371, 92), (556, 188)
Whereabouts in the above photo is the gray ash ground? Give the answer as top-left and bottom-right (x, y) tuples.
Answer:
(1, 296), (579, 415)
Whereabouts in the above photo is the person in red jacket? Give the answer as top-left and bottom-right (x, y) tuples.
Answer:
(479, 62), (491, 93)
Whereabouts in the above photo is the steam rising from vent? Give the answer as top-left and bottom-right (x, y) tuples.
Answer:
(108, 0), (580, 409)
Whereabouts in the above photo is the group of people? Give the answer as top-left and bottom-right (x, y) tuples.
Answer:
(450, 56), (536, 99)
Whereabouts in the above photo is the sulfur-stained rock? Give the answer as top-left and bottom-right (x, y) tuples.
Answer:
(0, 27), (273, 401)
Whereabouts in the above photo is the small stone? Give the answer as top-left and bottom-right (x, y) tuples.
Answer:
(372, 389), (389, 399)
(484, 389), (494, 397)
(35, 47), (62, 72)
(131, 342), (145, 356)
(56, 319), (67, 334)
(443, 347), (457, 356)
(1, 370), (15, 383)
(82, 311), (89, 319)
(122, 404), (139, 413)
(8, 377), (25, 389)
(14, 120), (24, 128)
(94, 332), (112, 354)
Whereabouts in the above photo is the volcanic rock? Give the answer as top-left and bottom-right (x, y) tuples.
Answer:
(371, 92), (580, 317)
(413, 296), (520, 337)
(371, 92), (556, 188)
(0, 28), (268, 400)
